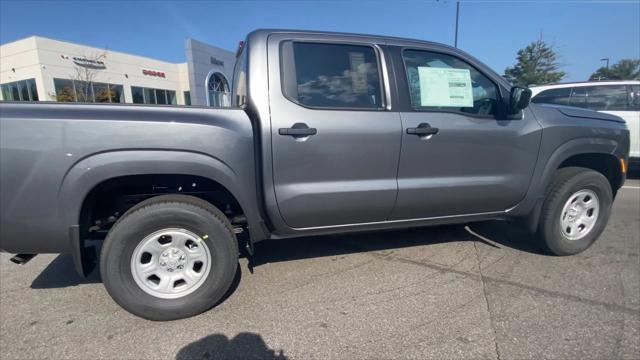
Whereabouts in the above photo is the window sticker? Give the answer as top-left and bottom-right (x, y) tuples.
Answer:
(417, 67), (473, 107)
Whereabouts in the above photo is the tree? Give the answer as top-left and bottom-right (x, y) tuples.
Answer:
(74, 51), (107, 102)
(56, 51), (107, 102)
(504, 40), (566, 86)
(589, 59), (640, 81)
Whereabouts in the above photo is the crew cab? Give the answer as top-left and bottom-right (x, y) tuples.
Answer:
(0, 29), (630, 320)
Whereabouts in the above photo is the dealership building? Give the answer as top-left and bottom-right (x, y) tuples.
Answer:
(0, 36), (235, 107)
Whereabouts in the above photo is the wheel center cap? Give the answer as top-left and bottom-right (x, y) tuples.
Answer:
(159, 247), (187, 272)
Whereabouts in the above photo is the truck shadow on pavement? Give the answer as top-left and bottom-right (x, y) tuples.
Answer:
(30, 220), (545, 289)
(248, 220), (548, 270)
(30, 254), (102, 289)
(175, 332), (287, 360)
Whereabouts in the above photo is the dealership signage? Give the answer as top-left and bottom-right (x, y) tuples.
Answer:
(142, 69), (166, 78)
(72, 57), (106, 69)
(210, 57), (224, 66)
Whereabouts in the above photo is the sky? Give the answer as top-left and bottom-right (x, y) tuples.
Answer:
(1, 0), (639, 81)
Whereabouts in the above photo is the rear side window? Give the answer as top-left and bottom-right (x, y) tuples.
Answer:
(402, 49), (499, 116)
(570, 85), (630, 111)
(281, 42), (383, 109)
(532, 88), (571, 106)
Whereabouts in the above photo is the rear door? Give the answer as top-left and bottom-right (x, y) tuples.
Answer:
(267, 34), (401, 229)
(388, 46), (541, 220)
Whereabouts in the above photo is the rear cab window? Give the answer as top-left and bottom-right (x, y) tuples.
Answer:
(280, 41), (384, 109)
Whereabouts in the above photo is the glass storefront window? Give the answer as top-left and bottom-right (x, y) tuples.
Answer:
(27, 79), (38, 101)
(167, 90), (176, 105)
(54, 79), (76, 102)
(74, 81), (93, 102)
(132, 86), (144, 103)
(144, 88), (156, 104)
(9, 83), (19, 101)
(155, 89), (167, 105)
(132, 86), (177, 105)
(184, 91), (191, 106)
(54, 78), (124, 103)
(0, 84), (9, 101)
(0, 79), (38, 101)
(19, 82), (30, 102)
(207, 72), (231, 107)
(93, 83), (110, 103)
(110, 84), (123, 103)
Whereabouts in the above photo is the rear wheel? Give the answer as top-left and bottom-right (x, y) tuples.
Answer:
(538, 167), (613, 256)
(100, 195), (238, 320)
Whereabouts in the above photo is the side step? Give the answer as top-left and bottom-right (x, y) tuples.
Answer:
(9, 254), (36, 265)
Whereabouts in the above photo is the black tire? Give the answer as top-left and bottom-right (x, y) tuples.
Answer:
(100, 194), (238, 321)
(538, 167), (613, 256)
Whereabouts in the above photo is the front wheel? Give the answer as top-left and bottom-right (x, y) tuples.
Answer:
(538, 167), (613, 256)
(100, 195), (238, 321)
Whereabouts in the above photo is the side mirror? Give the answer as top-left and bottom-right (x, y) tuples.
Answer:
(508, 86), (532, 114)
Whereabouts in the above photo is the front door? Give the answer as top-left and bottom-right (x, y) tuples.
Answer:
(389, 47), (541, 220)
(268, 35), (401, 229)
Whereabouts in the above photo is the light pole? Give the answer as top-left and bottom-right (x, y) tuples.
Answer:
(454, 1), (460, 48)
(596, 58), (610, 80)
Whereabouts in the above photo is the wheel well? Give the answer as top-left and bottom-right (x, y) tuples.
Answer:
(558, 153), (622, 195)
(79, 174), (246, 242)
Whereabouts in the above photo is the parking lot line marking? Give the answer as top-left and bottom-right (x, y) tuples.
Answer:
(621, 186), (640, 189)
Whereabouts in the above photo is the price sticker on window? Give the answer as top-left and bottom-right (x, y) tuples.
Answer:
(418, 67), (473, 107)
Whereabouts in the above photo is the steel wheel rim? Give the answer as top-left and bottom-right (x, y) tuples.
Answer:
(560, 189), (600, 241)
(131, 228), (212, 299)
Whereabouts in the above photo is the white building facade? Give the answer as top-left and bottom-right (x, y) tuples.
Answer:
(0, 36), (235, 107)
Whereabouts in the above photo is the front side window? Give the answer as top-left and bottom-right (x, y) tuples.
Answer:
(282, 41), (383, 109)
(0, 78), (39, 101)
(532, 88), (571, 106)
(403, 50), (499, 116)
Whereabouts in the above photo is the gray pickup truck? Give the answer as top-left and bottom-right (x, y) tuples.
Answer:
(0, 29), (630, 320)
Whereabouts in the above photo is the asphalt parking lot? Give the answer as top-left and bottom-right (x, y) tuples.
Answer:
(1, 179), (638, 360)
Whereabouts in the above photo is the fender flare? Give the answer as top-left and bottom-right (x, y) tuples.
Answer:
(58, 150), (264, 275)
(508, 137), (620, 231)
(536, 137), (619, 196)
